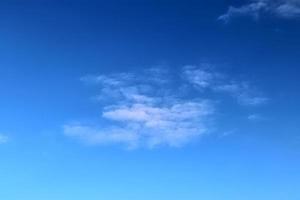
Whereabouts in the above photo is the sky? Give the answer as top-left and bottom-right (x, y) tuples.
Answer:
(0, 0), (300, 199)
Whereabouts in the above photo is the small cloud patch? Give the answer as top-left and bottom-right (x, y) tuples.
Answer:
(65, 64), (268, 149)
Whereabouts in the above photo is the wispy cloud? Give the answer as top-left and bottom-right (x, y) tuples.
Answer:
(214, 83), (268, 106)
(64, 64), (268, 149)
(219, 0), (300, 23)
(65, 101), (213, 149)
(64, 125), (140, 148)
(0, 134), (9, 144)
(182, 65), (223, 89)
(68, 68), (214, 149)
(248, 113), (265, 121)
(182, 65), (268, 106)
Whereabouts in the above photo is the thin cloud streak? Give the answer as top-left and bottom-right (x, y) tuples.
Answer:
(219, 0), (300, 23)
(65, 101), (213, 149)
(182, 65), (268, 106)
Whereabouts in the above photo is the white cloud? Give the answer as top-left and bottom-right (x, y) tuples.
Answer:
(248, 114), (265, 121)
(64, 125), (139, 148)
(80, 73), (134, 86)
(214, 83), (268, 106)
(182, 66), (268, 106)
(65, 101), (213, 149)
(182, 65), (219, 88)
(0, 134), (8, 144)
(64, 65), (268, 149)
(275, 0), (300, 18)
(238, 95), (268, 106)
(219, 0), (300, 22)
(103, 102), (212, 125)
(220, 129), (237, 138)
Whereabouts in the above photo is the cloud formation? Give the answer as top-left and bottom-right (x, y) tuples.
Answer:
(65, 101), (213, 149)
(65, 64), (267, 149)
(219, 0), (300, 23)
(182, 66), (268, 106)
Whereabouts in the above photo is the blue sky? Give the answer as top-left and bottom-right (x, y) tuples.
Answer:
(1, 0), (300, 199)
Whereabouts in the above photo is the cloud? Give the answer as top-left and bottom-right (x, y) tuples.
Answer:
(220, 129), (237, 138)
(219, 0), (300, 23)
(0, 134), (9, 144)
(182, 65), (221, 88)
(64, 125), (139, 148)
(182, 66), (268, 106)
(65, 101), (213, 149)
(247, 114), (265, 121)
(214, 83), (268, 106)
(64, 64), (268, 149)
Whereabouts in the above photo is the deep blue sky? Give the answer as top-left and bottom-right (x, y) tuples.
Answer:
(0, 0), (300, 199)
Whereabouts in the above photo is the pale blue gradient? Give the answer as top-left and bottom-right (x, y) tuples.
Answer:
(0, 1), (300, 199)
